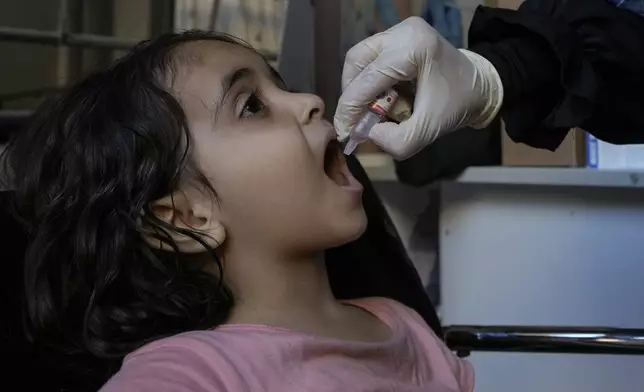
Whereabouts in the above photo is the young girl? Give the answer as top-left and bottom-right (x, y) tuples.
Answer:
(2, 31), (473, 391)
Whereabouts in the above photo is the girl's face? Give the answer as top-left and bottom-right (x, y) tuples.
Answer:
(173, 41), (367, 255)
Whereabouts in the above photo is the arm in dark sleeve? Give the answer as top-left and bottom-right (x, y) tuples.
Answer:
(468, 0), (644, 150)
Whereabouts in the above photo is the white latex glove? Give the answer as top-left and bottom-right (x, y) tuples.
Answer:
(334, 17), (504, 160)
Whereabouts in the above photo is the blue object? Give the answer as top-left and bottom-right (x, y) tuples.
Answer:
(422, 0), (463, 48)
(375, 0), (402, 29)
(586, 133), (599, 168)
(606, 0), (644, 16)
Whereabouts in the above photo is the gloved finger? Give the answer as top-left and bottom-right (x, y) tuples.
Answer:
(334, 58), (407, 140)
(341, 33), (383, 91)
(341, 17), (428, 90)
(368, 121), (420, 160)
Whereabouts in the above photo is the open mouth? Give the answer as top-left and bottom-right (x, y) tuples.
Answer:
(323, 139), (351, 187)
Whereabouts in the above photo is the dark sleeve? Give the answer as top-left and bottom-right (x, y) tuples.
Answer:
(468, 0), (644, 150)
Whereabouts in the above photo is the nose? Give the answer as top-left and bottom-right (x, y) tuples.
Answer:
(292, 93), (325, 125)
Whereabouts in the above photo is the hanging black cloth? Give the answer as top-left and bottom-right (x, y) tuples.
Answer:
(470, 0), (644, 150)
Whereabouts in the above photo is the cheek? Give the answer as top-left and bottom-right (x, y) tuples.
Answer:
(194, 131), (321, 226)
(191, 125), (366, 252)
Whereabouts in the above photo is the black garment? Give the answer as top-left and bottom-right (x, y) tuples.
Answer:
(470, 0), (644, 150)
(328, 154), (442, 335)
(393, 78), (502, 186)
(395, 118), (501, 186)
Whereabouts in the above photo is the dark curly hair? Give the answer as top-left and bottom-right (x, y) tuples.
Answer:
(1, 31), (251, 363)
(0, 29), (440, 392)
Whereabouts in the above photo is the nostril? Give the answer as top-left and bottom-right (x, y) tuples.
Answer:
(309, 107), (321, 120)
(298, 94), (325, 124)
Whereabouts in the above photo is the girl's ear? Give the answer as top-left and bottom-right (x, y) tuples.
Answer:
(143, 187), (226, 253)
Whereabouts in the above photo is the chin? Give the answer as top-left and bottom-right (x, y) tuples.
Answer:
(328, 207), (368, 247)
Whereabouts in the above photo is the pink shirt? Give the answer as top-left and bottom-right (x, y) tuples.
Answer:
(100, 297), (474, 392)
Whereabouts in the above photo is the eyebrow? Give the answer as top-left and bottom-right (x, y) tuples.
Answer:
(211, 65), (285, 122)
(222, 67), (253, 96)
(267, 67), (287, 90)
(211, 67), (253, 120)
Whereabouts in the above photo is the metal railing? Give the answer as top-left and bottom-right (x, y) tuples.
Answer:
(445, 325), (644, 357)
(0, 25), (140, 50)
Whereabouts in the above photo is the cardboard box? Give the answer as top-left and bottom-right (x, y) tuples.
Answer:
(502, 127), (586, 167)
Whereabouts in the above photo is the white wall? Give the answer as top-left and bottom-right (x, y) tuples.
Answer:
(441, 182), (644, 392)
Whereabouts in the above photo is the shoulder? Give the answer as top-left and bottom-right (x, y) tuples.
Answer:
(345, 297), (429, 325)
(345, 297), (440, 342)
(347, 297), (475, 392)
(99, 331), (245, 392)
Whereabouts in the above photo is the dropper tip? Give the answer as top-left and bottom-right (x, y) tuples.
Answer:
(343, 139), (359, 156)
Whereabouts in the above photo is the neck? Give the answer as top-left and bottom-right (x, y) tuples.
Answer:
(222, 248), (342, 325)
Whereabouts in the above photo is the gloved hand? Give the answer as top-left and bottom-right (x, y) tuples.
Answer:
(334, 16), (504, 160)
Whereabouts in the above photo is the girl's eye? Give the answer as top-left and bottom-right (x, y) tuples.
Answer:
(240, 93), (266, 118)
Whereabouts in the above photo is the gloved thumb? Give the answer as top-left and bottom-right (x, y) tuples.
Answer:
(368, 121), (420, 160)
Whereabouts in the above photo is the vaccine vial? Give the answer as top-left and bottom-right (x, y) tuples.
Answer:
(343, 89), (399, 155)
